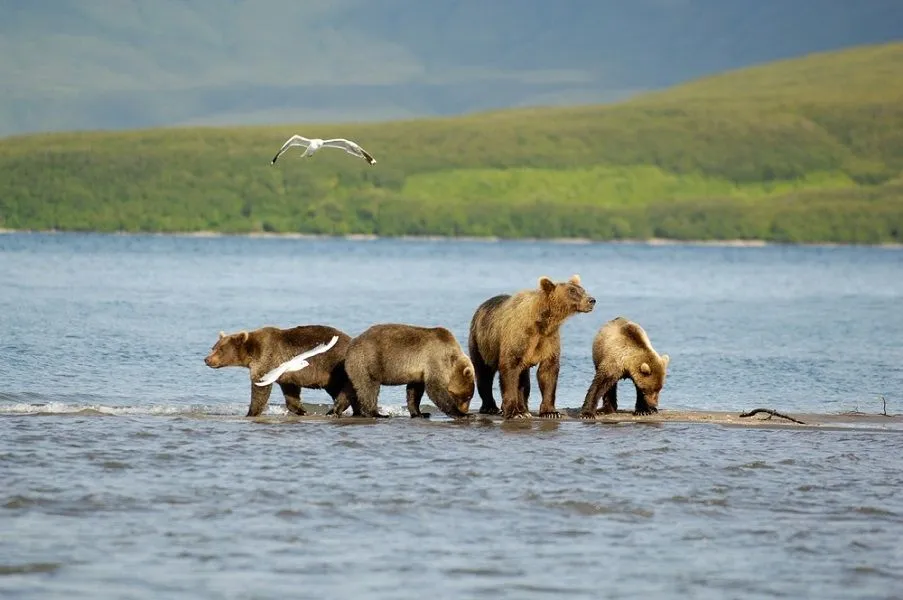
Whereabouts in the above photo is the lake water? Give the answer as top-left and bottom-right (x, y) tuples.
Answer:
(1, 232), (902, 599)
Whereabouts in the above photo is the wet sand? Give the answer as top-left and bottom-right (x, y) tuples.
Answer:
(14, 401), (898, 432)
(246, 404), (903, 433)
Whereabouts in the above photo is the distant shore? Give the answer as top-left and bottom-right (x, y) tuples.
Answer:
(2, 228), (902, 249)
(4, 42), (901, 251)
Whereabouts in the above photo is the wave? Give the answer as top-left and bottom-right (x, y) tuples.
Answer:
(0, 393), (413, 418)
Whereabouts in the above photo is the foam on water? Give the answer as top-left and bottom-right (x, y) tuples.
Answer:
(0, 398), (412, 418)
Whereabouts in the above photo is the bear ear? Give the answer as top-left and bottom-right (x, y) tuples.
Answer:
(661, 354), (670, 367)
(640, 362), (652, 375)
(538, 276), (556, 293)
(569, 274), (581, 285)
(240, 331), (249, 344)
(218, 330), (226, 339)
(463, 365), (474, 378)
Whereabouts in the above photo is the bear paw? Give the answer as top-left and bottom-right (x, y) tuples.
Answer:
(410, 412), (431, 419)
(539, 411), (561, 419)
(479, 406), (501, 415)
(579, 411), (597, 420)
(502, 410), (531, 420)
(633, 407), (658, 416)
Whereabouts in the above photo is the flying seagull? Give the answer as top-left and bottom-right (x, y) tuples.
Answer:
(271, 135), (377, 165)
(254, 335), (340, 387)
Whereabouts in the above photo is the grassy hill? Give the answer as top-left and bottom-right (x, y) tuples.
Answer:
(1, 42), (902, 243)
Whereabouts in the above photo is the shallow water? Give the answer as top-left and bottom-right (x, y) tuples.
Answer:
(1, 233), (902, 599)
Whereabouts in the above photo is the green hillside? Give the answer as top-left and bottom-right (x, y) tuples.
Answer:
(1, 42), (902, 243)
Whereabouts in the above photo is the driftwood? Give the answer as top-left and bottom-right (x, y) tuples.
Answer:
(739, 408), (806, 425)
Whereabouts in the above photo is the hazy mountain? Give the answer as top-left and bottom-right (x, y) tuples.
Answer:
(2, 0), (901, 136)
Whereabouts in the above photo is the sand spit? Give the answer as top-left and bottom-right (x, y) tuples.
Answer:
(245, 405), (903, 433)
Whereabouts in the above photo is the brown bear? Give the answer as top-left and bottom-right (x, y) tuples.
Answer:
(468, 274), (596, 420)
(341, 323), (475, 419)
(204, 324), (358, 417)
(580, 316), (670, 418)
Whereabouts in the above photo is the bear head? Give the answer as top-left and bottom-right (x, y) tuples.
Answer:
(632, 353), (670, 410)
(538, 274), (596, 317)
(446, 355), (476, 415)
(204, 330), (254, 368)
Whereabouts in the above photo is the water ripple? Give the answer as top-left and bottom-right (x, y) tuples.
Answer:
(2, 235), (903, 599)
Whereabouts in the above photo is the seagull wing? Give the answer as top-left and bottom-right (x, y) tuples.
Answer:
(255, 358), (309, 387)
(271, 135), (312, 164)
(293, 335), (340, 362)
(253, 335), (340, 387)
(323, 138), (377, 165)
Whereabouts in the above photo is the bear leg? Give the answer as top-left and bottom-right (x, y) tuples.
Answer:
(326, 380), (359, 418)
(471, 351), (500, 415)
(345, 353), (389, 418)
(537, 355), (561, 419)
(353, 377), (388, 419)
(406, 382), (430, 418)
(518, 369), (531, 414)
(347, 388), (363, 417)
(580, 371), (612, 419)
(279, 382), (306, 416)
(601, 383), (618, 414)
(500, 367), (530, 419)
(633, 384), (658, 416)
(247, 383), (272, 417)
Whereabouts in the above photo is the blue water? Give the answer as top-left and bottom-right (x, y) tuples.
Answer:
(1, 233), (902, 599)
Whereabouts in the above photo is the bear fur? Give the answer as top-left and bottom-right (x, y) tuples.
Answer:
(342, 323), (475, 419)
(204, 324), (357, 417)
(580, 316), (670, 418)
(468, 274), (596, 420)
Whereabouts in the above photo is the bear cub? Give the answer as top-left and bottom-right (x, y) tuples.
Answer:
(580, 316), (670, 418)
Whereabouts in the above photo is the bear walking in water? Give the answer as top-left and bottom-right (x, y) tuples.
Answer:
(468, 274), (596, 420)
(204, 324), (357, 417)
(342, 323), (475, 419)
(580, 316), (670, 418)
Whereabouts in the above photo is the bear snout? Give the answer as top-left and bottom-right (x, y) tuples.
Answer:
(580, 296), (597, 312)
(204, 354), (218, 368)
(457, 399), (472, 416)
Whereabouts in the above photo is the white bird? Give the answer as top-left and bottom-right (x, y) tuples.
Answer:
(254, 335), (340, 387)
(271, 135), (377, 165)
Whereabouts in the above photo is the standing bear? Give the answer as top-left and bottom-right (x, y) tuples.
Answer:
(341, 323), (475, 419)
(204, 324), (358, 417)
(469, 274), (596, 420)
(580, 316), (670, 418)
